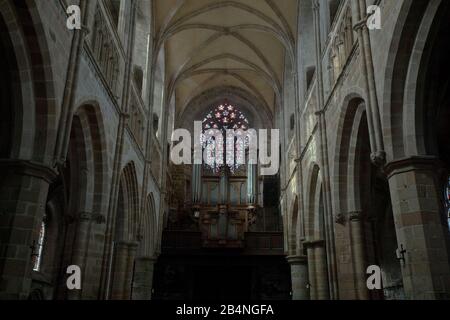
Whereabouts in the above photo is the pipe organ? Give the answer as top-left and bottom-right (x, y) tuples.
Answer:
(191, 164), (258, 248)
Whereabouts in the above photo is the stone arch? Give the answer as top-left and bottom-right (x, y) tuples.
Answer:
(110, 161), (140, 300)
(334, 93), (404, 299)
(416, 1), (450, 236)
(0, 0), (57, 163)
(381, 1), (450, 299)
(304, 162), (330, 300)
(74, 103), (109, 217)
(138, 193), (157, 257)
(30, 102), (109, 299)
(177, 86), (273, 132)
(305, 163), (322, 240)
(332, 95), (369, 299)
(333, 94), (366, 218)
(117, 162), (140, 242)
(130, 193), (157, 301)
(346, 106), (370, 214)
(382, 0), (443, 160)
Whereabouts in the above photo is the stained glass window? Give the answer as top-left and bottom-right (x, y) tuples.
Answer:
(446, 176), (450, 229)
(32, 220), (46, 272)
(201, 102), (250, 173)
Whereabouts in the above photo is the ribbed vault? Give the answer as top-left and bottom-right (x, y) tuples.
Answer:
(153, 0), (299, 117)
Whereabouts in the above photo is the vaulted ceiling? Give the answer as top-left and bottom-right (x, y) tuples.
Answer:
(152, 0), (298, 117)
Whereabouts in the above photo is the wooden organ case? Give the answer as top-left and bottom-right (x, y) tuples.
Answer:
(191, 163), (258, 248)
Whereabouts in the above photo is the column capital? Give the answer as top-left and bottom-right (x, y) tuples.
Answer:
(286, 255), (307, 265)
(303, 239), (325, 248)
(335, 212), (347, 225)
(0, 159), (57, 183)
(371, 151), (387, 167)
(384, 156), (443, 179)
(353, 19), (368, 33)
(312, 0), (320, 12)
(349, 210), (364, 222)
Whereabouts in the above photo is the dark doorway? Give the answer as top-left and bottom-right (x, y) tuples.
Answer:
(193, 266), (252, 300)
(153, 255), (291, 301)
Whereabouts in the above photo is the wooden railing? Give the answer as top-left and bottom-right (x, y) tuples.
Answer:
(161, 231), (284, 256)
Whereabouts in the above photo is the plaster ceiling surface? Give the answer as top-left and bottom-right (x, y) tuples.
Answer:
(153, 0), (298, 117)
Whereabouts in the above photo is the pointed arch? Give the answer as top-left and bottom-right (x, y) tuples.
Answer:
(305, 163), (323, 240)
(117, 162), (140, 242)
(138, 193), (157, 257)
(0, 0), (57, 163)
(382, 0), (443, 160)
(333, 94), (367, 217)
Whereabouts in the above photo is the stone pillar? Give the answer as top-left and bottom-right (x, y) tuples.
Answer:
(315, 244), (330, 300)
(312, 0), (339, 298)
(0, 160), (56, 300)
(124, 242), (138, 300)
(131, 257), (157, 300)
(110, 241), (130, 300)
(305, 245), (317, 299)
(351, 0), (386, 165)
(287, 255), (309, 300)
(305, 240), (330, 300)
(67, 212), (92, 300)
(99, 1), (137, 299)
(386, 157), (450, 299)
(349, 211), (369, 300)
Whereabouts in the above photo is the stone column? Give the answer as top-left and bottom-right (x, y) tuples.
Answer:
(110, 241), (130, 300)
(100, 1), (137, 299)
(351, 0), (386, 165)
(67, 212), (92, 300)
(315, 243), (330, 300)
(287, 255), (309, 300)
(386, 157), (450, 299)
(312, 0), (339, 298)
(124, 241), (138, 300)
(131, 257), (157, 300)
(305, 240), (330, 300)
(349, 211), (369, 300)
(0, 160), (56, 300)
(305, 245), (317, 299)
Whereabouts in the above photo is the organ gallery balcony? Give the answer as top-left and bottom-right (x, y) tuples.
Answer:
(161, 230), (284, 256)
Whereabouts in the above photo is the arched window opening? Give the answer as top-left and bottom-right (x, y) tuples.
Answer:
(32, 219), (46, 272)
(201, 101), (250, 173)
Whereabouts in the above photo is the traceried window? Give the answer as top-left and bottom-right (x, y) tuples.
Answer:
(201, 102), (250, 173)
(445, 176), (450, 229)
(32, 220), (46, 272)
